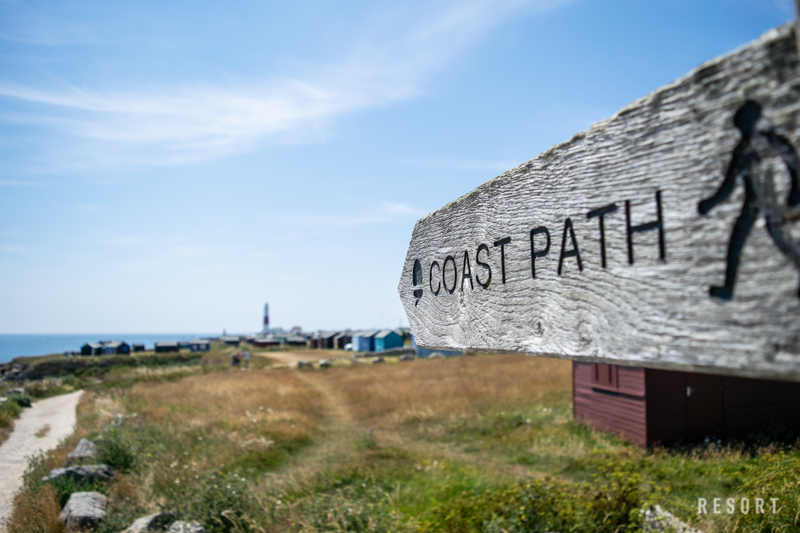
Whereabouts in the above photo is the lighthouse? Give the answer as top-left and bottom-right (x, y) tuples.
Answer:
(262, 303), (270, 334)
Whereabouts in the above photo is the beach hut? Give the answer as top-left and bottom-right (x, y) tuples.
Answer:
(573, 362), (800, 448)
(220, 336), (240, 347)
(99, 341), (130, 355)
(252, 338), (280, 348)
(80, 342), (103, 356)
(188, 340), (210, 352)
(285, 335), (307, 346)
(155, 341), (180, 353)
(351, 330), (379, 352)
(132, 343), (146, 352)
(319, 332), (339, 349)
(374, 330), (404, 352)
(333, 331), (351, 350)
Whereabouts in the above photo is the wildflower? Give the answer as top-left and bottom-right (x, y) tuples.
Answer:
(175, 479), (181, 484)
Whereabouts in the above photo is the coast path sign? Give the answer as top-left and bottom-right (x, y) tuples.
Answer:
(398, 24), (800, 382)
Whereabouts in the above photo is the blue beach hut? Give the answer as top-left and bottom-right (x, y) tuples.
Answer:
(351, 330), (379, 352)
(374, 330), (404, 352)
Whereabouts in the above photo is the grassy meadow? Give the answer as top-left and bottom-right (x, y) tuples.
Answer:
(5, 345), (800, 533)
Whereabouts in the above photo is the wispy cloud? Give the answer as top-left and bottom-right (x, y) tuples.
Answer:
(0, 0), (571, 168)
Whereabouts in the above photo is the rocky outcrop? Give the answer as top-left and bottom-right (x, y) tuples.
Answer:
(43, 464), (115, 484)
(642, 505), (704, 533)
(59, 491), (107, 531)
(371, 357), (385, 364)
(398, 354), (415, 362)
(63, 438), (96, 466)
(118, 511), (176, 532)
(168, 520), (205, 533)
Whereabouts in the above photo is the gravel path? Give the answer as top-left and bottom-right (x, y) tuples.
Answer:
(0, 390), (84, 530)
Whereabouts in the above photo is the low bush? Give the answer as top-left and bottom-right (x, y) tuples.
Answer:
(731, 451), (800, 532)
(425, 460), (658, 533)
(164, 470), (263, 533)
(8, 393), (32, 408)
(0, 400), (23, 428)
(49, 475), (107, 507)
(96, 428), (138, 473)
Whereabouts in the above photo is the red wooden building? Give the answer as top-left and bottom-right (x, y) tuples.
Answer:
(573, 362), (800, 448)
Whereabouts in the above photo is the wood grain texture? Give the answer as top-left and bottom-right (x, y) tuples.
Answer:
(398, 25), (800, 382)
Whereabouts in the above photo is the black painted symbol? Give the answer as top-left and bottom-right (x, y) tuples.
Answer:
(429, 261), (441, 296)
(626, 191), (664, 265)
(443, 255), (458, 294)
(412, 259), (423, 305)
(493, 237), (511, 284)
(461, 250), (474, 291)
(475, 243), (491, 288)
(699, 100), (800, 300)
(558, 218), (582, 275)
(587, 203), (618, 268)
(530, 226), (550, 279)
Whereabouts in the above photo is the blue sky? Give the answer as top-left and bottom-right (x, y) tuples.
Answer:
(0, 0), (794, 334)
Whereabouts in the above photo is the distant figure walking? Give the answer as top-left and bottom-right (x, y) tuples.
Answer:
(244, 352), (250, 370)
(698, 100), (800, 299)
(232, 352), (240, 367)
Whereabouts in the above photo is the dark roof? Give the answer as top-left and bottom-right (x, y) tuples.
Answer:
(82, 342), (103, 349)
(103, 341), (128, 348)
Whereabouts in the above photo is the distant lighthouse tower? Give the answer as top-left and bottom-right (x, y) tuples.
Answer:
(262, 303), (270, 334)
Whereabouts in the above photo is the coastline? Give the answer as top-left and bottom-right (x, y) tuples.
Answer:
(0, 333), (218, 365)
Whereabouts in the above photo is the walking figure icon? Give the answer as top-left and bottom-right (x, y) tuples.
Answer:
(698, 100), (800, 300)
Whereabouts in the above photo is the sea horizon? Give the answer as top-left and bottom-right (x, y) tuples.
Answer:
(0, 333), (227, 364)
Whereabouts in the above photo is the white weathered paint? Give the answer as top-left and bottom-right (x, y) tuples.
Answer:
(399, 24), (800, 381)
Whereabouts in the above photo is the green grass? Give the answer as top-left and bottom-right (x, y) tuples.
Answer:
(5, 352), (799, 533)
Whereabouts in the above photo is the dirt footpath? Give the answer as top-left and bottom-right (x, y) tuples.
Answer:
(0, 390), (84, 530)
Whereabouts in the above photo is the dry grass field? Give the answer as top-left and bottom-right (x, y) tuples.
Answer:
(6, 350), (799, 533)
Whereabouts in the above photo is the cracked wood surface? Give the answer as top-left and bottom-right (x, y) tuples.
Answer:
(399, 24), (800, 382)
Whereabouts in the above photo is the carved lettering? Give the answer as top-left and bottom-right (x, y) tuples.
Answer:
(429, 261), (441, 296)
(475, 243), (491, 289)
(558, 218), (583, 275)
(626, 191), (665, 265)
(587, 203), (618, 268)
(443, 255), (458, 294)
(530, 226), (551, 279)
(493, 237), (511, 284)
(461, 250), (474, 291)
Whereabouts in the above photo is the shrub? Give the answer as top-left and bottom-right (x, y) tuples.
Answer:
(96, 429), (137, 472)
(49, 475), (106, 507)
(427, 461), (656, 533)
(164, 470), (263, 533)
(8, 393), (32, 408)
(0, 400), (23, 428)
(731, 451), (800, 532)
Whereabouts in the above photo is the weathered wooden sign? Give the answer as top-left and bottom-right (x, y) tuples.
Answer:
(398, 24), (800, 381)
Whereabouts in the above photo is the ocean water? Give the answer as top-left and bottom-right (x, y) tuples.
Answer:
(0, 333), (219, 364)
